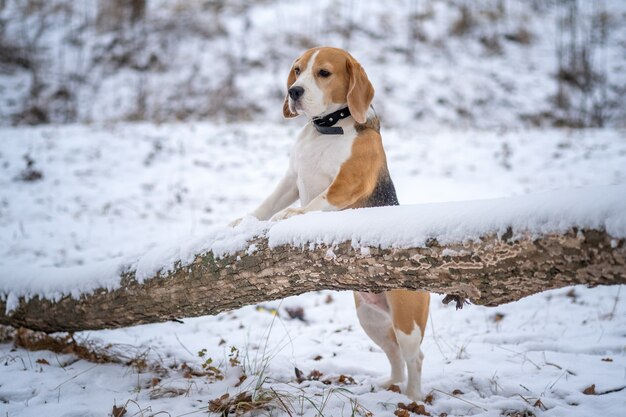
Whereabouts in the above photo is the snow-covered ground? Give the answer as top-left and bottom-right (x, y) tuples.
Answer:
(1, 122), (625, 416)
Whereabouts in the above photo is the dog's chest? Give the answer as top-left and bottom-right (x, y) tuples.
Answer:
(290, 124), (355, 206)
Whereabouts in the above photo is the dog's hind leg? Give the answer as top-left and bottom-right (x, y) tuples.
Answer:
(354, 292), (405, 387)
(395, 326), (425, 401)
(387, 290), (430, 401)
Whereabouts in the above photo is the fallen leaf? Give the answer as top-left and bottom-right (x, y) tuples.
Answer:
(387, 384), (401, 393)
(414, 404), (431, 416)
(394, 409), (410, 417)
(442, 294), (469, 309)
(234, 374), (247, 387)
(452, 389), (464, 395)
(313, 355), (323, 361)
(180, 362), (205, 379)
(149, 386), (188, 399)
(503, 411), (537, 417)
(424, 394), (434, 405)
(533, 399), (547, 410)
(308, 369), (323, 380)
(398, 401), (431, 416)
(295, 367), (305, 383)
(208, 393), (230, 412)
(439, 413), (448, 417)
(111, 405), (127, 417)
(36, 358), (50, 365)
(338, 374), (356, 385)
(493, 312), (506, 322)
(601, 357), (613, 362)
(285, 306), (306, 322)
(583, 384), (596, 395)
(325, 294), (334, 304)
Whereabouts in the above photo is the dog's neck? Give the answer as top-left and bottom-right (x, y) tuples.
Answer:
(311, 107), (351, 135)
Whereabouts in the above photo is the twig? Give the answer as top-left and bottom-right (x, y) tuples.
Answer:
(496, 345), (541, 370)
(548, 370), (567, 390)
(271, 387), (294, 417)
(431, 388), (488, 412)
(429, 312), (449, 362)
(607, 286), (621, 320)
(595, 385), (626, 395)
(174, 333), (195, 358)
(545, 361), (575, 375)
(53, 363), (99, 390)
(544, 361), (562, 370)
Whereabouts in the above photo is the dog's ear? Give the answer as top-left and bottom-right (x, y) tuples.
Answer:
(346, 57), (374, 124)
(282, 64), (298, 119)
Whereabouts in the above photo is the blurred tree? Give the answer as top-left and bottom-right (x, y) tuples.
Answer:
(96, 0), (145, 32)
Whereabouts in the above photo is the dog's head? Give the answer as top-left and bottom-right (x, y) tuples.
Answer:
(283, 47), (374, 124)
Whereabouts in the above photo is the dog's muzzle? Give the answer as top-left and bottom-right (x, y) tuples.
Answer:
(288, 86), (304, 101)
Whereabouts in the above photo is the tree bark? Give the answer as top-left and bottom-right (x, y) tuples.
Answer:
(1, 228), (624, 333)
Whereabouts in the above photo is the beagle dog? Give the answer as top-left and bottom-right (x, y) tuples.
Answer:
(235, 46), (430, 401)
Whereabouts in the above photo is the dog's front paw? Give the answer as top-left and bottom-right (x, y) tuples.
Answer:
(271, 207), (306, 221)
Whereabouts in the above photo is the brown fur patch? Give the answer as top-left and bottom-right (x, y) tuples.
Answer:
(386, 290), (430, 338)
(326, 127), (386, 209)
(345, 58), (374, 124)
(355, 115), (381, 133)
(313, 48), (350, 105)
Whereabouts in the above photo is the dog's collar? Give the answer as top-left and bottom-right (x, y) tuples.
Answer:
(311, 107), (351, 135)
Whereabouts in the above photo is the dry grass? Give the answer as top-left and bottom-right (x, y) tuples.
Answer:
(504, 27), (533, 45)
(450, 5), (476, 37)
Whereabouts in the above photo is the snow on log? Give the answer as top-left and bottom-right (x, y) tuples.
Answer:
(1, 185), (625, 333)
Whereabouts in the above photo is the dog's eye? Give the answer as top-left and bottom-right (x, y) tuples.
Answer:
(318, 69), (331, 78)
(294, 67), (301, 76)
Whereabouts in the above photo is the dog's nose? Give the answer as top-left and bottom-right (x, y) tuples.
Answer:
(288, 86), (304, 101)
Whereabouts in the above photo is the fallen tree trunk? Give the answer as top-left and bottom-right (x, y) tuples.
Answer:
(1, 228), (624, 333)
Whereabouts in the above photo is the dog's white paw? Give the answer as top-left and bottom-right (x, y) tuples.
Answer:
(376, 375), (404, 390)
(270, 207), (305, 221)
(403, 387), (424, 402)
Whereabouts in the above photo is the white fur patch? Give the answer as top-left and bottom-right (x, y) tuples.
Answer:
(290, 51), (327, 118)
(290, 120), (355, 206)
(395, 326), (425, 401)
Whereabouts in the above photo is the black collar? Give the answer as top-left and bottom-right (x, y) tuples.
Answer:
(312, 107), (351, 135)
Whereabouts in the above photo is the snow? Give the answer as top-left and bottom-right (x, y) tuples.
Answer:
(0, 122), (625, 416)
(1, 286), (624, 417)
(268, 184), (626, 249)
